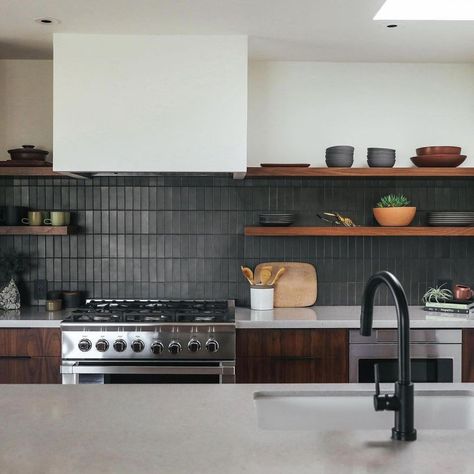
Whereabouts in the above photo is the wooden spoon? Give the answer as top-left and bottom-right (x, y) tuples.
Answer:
(260, 266), (273, 285)
(269, 267), (286, 286)
(240, 266), (254, 285)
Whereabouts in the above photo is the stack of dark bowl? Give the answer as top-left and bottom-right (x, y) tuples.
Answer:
(325, 146), (354, 167)
(367, 148), (396, 168)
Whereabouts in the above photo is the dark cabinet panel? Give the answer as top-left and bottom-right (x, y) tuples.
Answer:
(0, 357), (61, 384)
(236, 329), (348, 383)
(0, 329), (61, 357)
(462, 329), (474, 382)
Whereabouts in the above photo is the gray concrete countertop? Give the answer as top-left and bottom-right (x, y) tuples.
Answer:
(1, 305), (474, 329)
(236, 306), (474, 329)
(0, 383), (473, 474)
(0, 307), (67, 328)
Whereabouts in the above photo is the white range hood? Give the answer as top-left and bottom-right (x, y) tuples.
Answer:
(53, 34), (247, 173)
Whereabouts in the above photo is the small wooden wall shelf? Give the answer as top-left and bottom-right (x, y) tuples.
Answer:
(242, 167), (474, 178)
(0, 167), (88, 179)
(245, 226), (474, 237)
(0, 226), (75, 236)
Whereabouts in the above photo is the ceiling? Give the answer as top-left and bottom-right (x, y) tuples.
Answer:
(1, 0), (474, 62)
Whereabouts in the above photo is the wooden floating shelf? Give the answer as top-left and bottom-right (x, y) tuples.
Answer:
(245, 226), (474, 237)
(243, 167), (474, 178)
(0, 226), (76, 236)
(0, 166), (88, 179)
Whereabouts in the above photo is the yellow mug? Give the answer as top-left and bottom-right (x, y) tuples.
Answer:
(44, 211), (69, 226)
(21, 211), (43, 226)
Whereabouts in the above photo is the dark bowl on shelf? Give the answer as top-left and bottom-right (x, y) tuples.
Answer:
(8, 145), (49, 161)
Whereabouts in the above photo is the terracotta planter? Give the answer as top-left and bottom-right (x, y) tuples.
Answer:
(373, 207), (416, 227)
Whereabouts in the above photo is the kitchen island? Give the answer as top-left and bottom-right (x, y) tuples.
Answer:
(0, 383), (473, 473)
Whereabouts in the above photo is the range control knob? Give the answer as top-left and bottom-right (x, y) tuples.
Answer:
(168, 341), (182, 355)
(113, 339), (127, 352)
(95, 339), (109, 352)
(131, 339), (145, 353)
(151, 341), (164, 355)
(188, 339), (202, 353)
(78, 338), (92, 352)
(206, 338), (219, 353)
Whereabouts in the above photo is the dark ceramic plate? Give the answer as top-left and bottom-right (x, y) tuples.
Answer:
(260, 221), (294, 226)
(260, 163), (310, 167)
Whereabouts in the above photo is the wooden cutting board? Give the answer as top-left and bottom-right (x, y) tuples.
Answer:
(254, 262), (317, 308)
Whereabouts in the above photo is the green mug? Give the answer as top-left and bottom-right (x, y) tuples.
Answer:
(44, 211), (70, 226)
(21, 211), (43, 226)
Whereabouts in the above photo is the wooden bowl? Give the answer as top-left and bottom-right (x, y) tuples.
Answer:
(373, 207), (416, 227)
(411, 155), (466, 167)
(416, 146), (461, 156)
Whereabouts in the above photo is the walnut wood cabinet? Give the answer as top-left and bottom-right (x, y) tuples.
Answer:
(462, 329), (474, 382)
(0, 328), (61, 384)
(236, 329), (349, 383)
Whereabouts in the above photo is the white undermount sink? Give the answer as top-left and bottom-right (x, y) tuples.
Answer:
(254, 389), (474, 431)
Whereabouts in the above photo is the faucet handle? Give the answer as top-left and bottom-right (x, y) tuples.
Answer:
(374, 363), (381, 397)
(373, 363), (400, 412)
(373, 363), (387, 411)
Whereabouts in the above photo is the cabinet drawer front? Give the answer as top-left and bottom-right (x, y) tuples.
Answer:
(0, 356), (61, 384)
(236, 357), (347, 384)
(236, 329), (348, 358)
(0, 329), (61, 357)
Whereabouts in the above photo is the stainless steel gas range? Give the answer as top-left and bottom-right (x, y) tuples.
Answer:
(60, 299), (236, 384)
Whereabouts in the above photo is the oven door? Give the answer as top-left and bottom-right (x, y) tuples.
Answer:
(61, 360), (235, 384)
(349, 343), (462, 383)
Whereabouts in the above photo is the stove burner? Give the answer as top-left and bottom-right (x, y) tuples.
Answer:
(64, 299), (234, 324)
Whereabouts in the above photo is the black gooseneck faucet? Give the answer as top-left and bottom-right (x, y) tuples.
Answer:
(360, 271), (417, 441)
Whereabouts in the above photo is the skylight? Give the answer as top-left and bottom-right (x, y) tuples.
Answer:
(374, 0), (474, 21)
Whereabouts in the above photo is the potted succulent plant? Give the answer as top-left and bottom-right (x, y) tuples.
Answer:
(373, 194), (416, 227)
(0, 249), (29, 310)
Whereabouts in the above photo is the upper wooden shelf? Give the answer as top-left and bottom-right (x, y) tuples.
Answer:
(0, 166), (88, 179)
(242, 167), (474, 178)
(245, 226), (474, 237)
(0, 226), (76, 236)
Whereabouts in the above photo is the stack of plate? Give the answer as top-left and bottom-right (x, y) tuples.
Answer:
(325, 146), (354, 167)
(427, 212), (474, 227)
(367, 148), (396, 167)
(259, 213), (295, 226)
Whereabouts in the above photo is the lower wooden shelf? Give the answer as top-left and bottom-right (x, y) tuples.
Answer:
(0, 226), (75, 235)
(244, 226), (474, 237)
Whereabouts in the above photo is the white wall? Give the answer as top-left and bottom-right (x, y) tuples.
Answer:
(0, 60), (53, 161)
(2, 59), (473, 170)
(54, 34), (248, 173)
(248, 62), (474, 167)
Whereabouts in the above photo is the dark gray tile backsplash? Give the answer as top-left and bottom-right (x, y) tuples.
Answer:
(0, 175), (473, 306)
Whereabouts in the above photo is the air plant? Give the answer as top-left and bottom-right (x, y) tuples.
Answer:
(376, 194), (411, 208)
(422, 284), (453, 304)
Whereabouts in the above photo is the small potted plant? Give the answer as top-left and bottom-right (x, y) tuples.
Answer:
(373, 194), (416, 227)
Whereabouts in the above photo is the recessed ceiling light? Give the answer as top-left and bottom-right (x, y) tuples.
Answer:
(375, 0), (474, 21)
(34, 17), (60, 25)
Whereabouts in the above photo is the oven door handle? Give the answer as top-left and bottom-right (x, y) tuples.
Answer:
(61, 364), (235, 376)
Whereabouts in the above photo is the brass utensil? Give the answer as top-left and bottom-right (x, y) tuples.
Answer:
(240, 266), (255, 285)
(269, 267), (286, 286)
